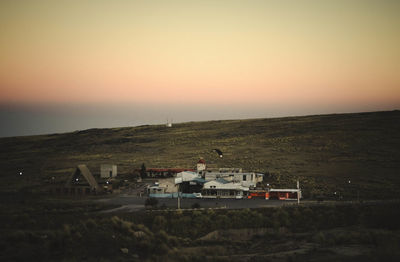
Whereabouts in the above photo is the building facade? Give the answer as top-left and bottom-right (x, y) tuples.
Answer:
(202, 179), (249, 198)
(100, 164), (117, 178)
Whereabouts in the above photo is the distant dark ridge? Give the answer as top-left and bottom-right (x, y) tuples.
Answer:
(0, 109), (398, 139)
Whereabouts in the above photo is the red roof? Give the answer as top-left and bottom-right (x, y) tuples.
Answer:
(197, 159), (206, 164)
(145, 168), (195, 173)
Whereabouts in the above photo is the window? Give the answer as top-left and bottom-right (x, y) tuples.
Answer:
(243, 175), (247, 181)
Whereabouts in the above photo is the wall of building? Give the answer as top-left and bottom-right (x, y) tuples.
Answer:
(197, 163), (206, 171)
(161, 178), (178, 193)
(100, 164), (117, 178)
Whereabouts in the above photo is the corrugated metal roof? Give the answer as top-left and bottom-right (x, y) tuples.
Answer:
(215, 178), (230, 184)
(192, 177), (206, 183)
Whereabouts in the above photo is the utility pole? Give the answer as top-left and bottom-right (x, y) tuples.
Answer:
(177, 184), (181, 210)
(297, 180), (300, 205)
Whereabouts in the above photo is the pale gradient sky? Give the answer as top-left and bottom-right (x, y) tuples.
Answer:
(0, 0), (399, 136)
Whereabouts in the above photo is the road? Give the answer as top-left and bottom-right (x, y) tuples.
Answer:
(97, 195), (299, 212)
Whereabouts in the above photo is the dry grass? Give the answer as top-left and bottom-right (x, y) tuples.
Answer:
(0, 110), (399, 198)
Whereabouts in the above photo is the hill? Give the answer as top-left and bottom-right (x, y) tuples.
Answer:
(0, 110), (399, 199)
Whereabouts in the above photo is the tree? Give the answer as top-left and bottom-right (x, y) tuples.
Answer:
(140, 163), (147, 179)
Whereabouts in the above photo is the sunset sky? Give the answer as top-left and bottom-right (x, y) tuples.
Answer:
(0, 0), (399, 136)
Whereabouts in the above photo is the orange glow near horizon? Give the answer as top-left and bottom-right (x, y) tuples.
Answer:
(1, 0), (399, 110)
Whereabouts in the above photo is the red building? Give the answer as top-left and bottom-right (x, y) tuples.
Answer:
(268, 189), (301, 200)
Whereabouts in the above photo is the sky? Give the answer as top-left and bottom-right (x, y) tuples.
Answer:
(0, 0), (399, 137)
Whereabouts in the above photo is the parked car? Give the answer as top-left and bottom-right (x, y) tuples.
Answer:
(193, 193), (203, 198)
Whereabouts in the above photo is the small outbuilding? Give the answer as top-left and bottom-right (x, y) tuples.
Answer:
(101, 164), (117, 178)
(64, 164), (100, 194)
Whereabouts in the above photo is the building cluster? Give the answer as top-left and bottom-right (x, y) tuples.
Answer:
(51, 159), (301, 200)
(148, 159), (301, 200)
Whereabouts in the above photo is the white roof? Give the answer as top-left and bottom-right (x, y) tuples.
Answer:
(269, 189), (300, 192)
(204, 180), (249, 191)
(205, 172), (263, 177)
(175, 171), (200, 184)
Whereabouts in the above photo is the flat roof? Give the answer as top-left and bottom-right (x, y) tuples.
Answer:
(145, 168), (195, 172)
(269, 189), (300, 192)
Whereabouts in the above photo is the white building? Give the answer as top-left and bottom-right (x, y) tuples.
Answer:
(204, 172), (263, 187)
(148, 178), (178, 194)
(202, 179), (249, 198)
(175, 171), (200, 184)
(194, 158), (263, 187)
(100, 164), (117, 178)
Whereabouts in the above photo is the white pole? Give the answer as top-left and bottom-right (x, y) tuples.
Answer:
(177, 184), (181, 209)
(297, 180), (300, 205)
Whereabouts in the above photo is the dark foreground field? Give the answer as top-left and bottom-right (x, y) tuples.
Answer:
(0, 192), (399, 261)
(0, 110), (399, 199)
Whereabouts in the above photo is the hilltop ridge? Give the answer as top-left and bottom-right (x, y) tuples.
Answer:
(0, 110), (399, 198)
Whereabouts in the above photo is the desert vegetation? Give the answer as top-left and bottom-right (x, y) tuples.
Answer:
(0, 192), (399, 261)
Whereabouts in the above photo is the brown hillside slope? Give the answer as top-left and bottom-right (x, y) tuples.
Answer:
(0, 110), (399, 198)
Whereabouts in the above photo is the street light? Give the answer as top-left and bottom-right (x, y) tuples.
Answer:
(347, 179), (352, 201)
